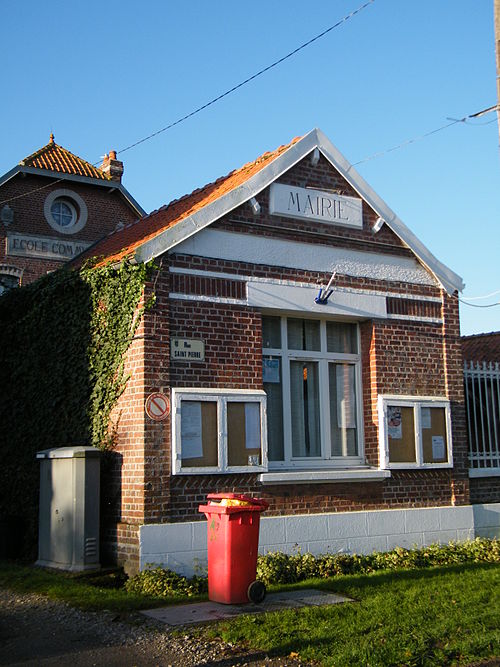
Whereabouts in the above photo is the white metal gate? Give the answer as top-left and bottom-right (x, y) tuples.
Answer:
(464, 361), (500, 472)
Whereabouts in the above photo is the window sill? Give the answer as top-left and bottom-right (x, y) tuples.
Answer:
(469, 468), (500, 478)
(258, 468), (391, 485)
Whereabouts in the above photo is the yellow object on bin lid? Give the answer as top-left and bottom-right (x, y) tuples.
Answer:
(206, 493), (269, 510)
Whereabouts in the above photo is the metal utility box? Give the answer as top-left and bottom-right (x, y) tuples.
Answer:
(36, 446), (100, 571)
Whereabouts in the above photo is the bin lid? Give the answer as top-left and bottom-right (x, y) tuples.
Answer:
(36, 446), (101, 460)
(207, 493), (268, 507)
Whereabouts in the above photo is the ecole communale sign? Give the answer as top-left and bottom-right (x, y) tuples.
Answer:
(6, 233), (91, 261)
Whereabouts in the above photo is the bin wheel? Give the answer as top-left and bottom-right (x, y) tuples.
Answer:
(247, 580), (266, 603)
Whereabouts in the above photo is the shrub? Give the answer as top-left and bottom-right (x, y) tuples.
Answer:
(125, 566), (207, 598)
(256, 538), (500, 585)
(124, 539), (500, 597)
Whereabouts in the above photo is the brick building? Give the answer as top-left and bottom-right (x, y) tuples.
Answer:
(79, 128), (499, 574)
(0, 134), (144, 291)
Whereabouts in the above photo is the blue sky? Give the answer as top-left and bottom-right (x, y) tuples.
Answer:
(1, 0), (498, 335)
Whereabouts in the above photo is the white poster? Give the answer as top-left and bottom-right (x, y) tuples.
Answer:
(387, 406), (402, 440)
(432, 436), (445, 461)
(263, 358), (280, 383)
(180, 402), (203, 459)
(336, 365), (355, 429)
(421, 407), (432, 430)
(245, 403), (261, 450)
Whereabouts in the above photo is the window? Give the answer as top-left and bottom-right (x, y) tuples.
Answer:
(262, 316), (363, 469)
(0, 265), (22, 295)
(50, 199), (76, 228)
(172, 388), (267, 474)
(378, 396), (452, 469)
(44, 189), (88, 235)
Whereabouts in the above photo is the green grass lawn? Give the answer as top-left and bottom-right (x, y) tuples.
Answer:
(1, 560), (498, 666)
(0, 561), (204, 612)
(205, 563), (500, 667)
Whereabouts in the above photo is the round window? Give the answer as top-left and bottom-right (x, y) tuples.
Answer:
(44, 189), (88, 235)
(50, 199), (77, 228)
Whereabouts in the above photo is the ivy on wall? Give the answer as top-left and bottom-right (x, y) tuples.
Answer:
(0, 261), (153, 556)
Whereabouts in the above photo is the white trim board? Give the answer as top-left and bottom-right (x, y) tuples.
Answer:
(139, 503), (500, 577)
(171, 229), (436, 287)
(169, 267), (443, 302)
(134, 128), (463, 294)
(247, 281), (387, 318)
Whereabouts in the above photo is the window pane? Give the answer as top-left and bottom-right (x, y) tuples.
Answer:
(329, 363), (358, 456)
(181, 401), (218, 467)
(264, 359), (284, 461)
(290, 361), (321, 457)
(326, 322), (358, 353)
(422, 407), (448, 463)
(387, 406), (416, 463)
(287, 319), (320, 351)
(262, 316), (281, 348)
(227, 402), (261, 466)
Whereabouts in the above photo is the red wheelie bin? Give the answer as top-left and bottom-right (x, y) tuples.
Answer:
(199, 493), (268, 604)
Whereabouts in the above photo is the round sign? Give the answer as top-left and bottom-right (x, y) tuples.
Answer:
(145, 392), (170, 421)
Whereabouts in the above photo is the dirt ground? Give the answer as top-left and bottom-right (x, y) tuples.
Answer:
(1, 588), (499, 667)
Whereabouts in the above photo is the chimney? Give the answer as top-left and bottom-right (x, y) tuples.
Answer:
(101, 149), (124, 183)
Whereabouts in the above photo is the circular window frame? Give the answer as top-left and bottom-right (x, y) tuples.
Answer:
(44, 189), (88, 235)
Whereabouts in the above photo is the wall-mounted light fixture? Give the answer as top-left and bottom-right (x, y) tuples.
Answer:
(249, 197), (261, 215)
(310, 147), (320, 166)
(372, 217), (385, 233)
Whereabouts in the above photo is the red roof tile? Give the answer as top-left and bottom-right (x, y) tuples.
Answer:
(462, 332), (500, 362)
(78, 135), (302, 268)
(20, 134), (109, 180)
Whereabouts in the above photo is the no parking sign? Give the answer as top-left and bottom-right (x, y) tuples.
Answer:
(145, 392), (170, 421)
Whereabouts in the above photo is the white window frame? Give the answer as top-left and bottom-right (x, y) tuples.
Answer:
(171, 388), (268, 475)
(263, 316), (365, 470)
(44, 189), (88, 235)
(378, 395), (453, 470)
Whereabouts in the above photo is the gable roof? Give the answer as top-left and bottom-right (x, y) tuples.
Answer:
(0, 135), (146, 217)
(20, 134), (109, 180)
(75, 135), (301, 268)
(79, 128), (464, 294)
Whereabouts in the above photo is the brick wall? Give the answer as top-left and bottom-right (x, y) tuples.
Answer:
(101, 291), (147, 570)
(470, 477), (500, 504)
(0, 173), (139, 285)
(102, 152), (468, 570)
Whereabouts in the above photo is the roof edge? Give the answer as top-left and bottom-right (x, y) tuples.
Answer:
(0, 166), (146, 217)
(313, 128), (464, 294)
(131, 128), (462, 294)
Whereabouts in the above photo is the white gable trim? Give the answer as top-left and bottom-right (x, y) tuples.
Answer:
(134, 128), (463, 294)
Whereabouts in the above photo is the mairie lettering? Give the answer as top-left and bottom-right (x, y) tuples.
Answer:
(287, 191), (348, 221)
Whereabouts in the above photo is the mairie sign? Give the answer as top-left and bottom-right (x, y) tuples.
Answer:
(269, 183), (362, 229)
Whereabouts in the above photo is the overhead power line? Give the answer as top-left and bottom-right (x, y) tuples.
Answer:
(116, 0), (375, 156)
(353, 105), (498, 166)
(461, 289), (500, 300)
(458, 298), (500, 308)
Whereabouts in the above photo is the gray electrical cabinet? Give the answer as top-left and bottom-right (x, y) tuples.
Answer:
(36, 446), (100, 571)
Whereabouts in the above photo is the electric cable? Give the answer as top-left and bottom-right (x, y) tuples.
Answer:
(457, 298), (500, 308)
(353, 105), (497, 166)
(115, 0), (375, 156)
(0, 1), (374, 207)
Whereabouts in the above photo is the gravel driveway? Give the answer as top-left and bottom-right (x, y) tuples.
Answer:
(0, 589), (310, 666)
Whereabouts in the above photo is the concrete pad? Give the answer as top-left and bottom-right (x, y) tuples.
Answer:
(141, 589), (351, 626)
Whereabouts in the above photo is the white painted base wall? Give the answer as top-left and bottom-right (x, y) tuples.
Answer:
(139, 503), (500, 577)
